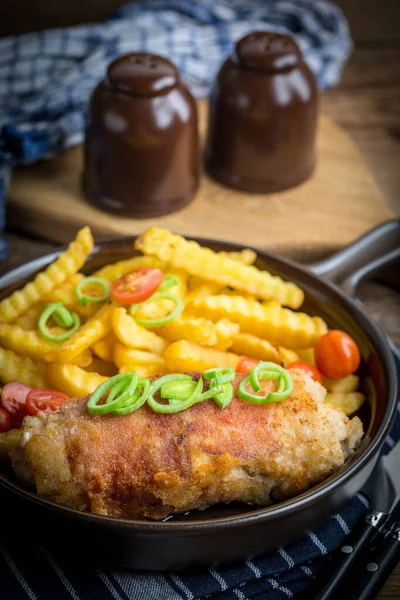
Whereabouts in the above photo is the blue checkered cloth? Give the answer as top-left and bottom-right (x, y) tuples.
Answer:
(0, 0), (352, 258)
(1, 350), (399, 600)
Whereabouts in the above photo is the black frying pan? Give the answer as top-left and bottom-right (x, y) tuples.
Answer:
(0, 220), (399, 570)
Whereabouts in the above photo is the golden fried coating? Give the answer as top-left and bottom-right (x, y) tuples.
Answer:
(12, 371), (363, 520)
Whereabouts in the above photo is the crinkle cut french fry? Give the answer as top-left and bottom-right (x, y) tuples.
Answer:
(156, 316), (218, 346)
(0, 227), (93, 323)
(0, 322), (91, 367)
(0, 347), (48, 388)
(212, 319), (240, 351)
(188, 295), (327, 349)
(158, 317), (238, 350)
(112, 307), (167, 355)
(135, 228), (303, 308)
(164, 340), (240, 373)
(277, 347), (300, 366)
(323, 375), (359, 393)
(92, 333), (117, 362)
(185, 250), (257, 304)
(93, 255), (167, 282)
(222, 289), (256, 300)
(47, 363), (107, 397)
(14, 303), (45, 330)
(262, 301), (327, 349)
(44, 305), (112, 364)
(0, 322), (58, 360)
(230, 333), (280, 362)
(114, 343), (166, 369)
(184, 280), (223, 306)
(118, 364), (164, 378)
(219, 249), (257, 266)
(325, 392), (365, 416)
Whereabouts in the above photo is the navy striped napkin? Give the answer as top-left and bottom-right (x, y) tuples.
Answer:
(1, 352), (399, 600)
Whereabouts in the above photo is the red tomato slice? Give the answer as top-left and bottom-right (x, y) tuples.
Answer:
(236, 357), (261, 374)
(0, 408), (11, 432)
(314, 330), (360, 379)
(1, 383), (32, 426)
(111, 268), (164, 305)
(287, 361), (323, 383)
(26, 389), (69, 416)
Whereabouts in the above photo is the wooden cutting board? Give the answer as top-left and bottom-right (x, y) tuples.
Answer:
(7, 101), (393, 260)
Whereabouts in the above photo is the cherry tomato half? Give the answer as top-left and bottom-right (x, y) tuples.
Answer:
(287, 361), (323, 383)
(236, 357), (261, 374)
(0, 408), (11, 432)
(314, 330), (360, 379)
(111, 268), (164, 305)
(26, 389), (69, 416)
(0, 382), (32, 426)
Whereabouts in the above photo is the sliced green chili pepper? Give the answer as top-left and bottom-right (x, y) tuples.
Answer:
(147, 374), (203, 414)
(87, 372), (139, 415)
(203, 366), (235, 386)
(38, 302), (80, 343)
(75, 276), (110, 306)
(238, 361), (293, 404)
(129, 292), (183, 328)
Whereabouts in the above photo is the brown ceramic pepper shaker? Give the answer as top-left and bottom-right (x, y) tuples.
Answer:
(83, 53), (199, 218)
(205, 32), (318, 194)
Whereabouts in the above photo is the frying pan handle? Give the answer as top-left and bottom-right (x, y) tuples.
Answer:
(309, 220), (400, 294)
(340, 247), (400, 297)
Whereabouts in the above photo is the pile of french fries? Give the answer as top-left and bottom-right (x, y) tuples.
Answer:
(0, 226), (365, 416)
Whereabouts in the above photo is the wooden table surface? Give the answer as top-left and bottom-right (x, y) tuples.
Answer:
(1, 0), (400, 597)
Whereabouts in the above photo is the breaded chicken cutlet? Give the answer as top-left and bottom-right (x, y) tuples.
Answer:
(11, 370), (363, 520)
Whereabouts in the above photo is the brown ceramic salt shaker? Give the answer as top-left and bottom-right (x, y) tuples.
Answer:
(83, 53), (199, 217)
(205, 32), (318, 193)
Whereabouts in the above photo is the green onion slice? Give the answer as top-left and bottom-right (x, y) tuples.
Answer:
(159, 274), (179, 292)
(197, 382), (223, 402)
(203, 367), (235, 385)
(51, 304), (75, 328)
(88, 372), (139, 415)
(160, 378), (196, 400)
(238, 361), (293, 404)
(129, 292), (183, 328)
(75, 276), (110, 306)
(112, 378), (150, 416)
(38, 302), (81, 343)
(195, 381), (231, 408)
(148, 374), (203, 414)
(210, 380), (234, 408)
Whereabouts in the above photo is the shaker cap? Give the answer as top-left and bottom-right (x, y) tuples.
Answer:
(235, 32), (301, 74)
(106, 53), (179, 97)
